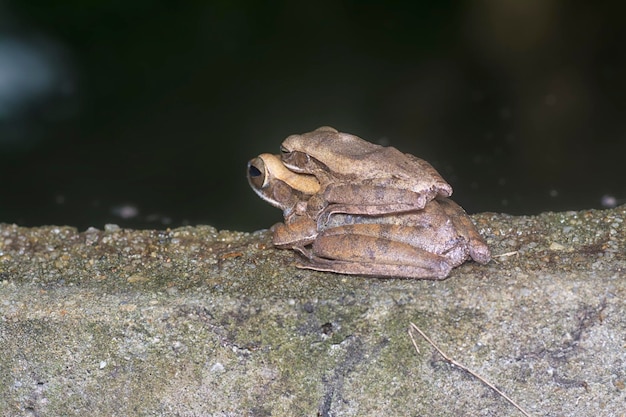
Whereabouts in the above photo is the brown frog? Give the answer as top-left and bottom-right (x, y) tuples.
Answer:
(247, 153), (490, 279)
(279, 126), (453, 221)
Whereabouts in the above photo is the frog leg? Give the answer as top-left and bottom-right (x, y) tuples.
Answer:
(295, 225), (453, 279)
(321, 184), (436, 216)
(271, 216), (317, 248)
(437, 198), (491, 264)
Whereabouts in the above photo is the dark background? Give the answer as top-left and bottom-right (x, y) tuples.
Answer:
(1, 1), (624, 232)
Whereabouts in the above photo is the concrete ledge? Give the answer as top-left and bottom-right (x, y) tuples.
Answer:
(1, 206), (625, 416)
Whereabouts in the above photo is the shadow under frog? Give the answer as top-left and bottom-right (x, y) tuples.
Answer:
(248, 153), (490, 280)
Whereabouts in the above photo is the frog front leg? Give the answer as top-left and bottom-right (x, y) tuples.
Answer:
(271, 215), (318, 250)
(294, 224), (454, 279)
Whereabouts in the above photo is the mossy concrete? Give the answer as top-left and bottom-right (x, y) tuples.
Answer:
(1, 206), (625, 416)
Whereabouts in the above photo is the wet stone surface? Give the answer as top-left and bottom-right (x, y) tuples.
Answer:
(0, 205), (625, 416)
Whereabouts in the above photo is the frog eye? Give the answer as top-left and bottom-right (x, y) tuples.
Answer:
(247, 158), (268, 189)
(248, 164), (262, 178)
(280, 145), (289, 153)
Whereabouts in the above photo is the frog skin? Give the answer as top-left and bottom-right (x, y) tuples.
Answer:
(247, 153), (490, 279)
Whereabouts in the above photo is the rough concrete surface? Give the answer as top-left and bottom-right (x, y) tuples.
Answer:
(0, 206), (625, 417)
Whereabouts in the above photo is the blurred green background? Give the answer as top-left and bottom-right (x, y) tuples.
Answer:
(0, 1), (624, 231)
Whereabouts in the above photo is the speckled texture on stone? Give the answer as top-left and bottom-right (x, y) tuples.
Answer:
(0, 206), (624, 416)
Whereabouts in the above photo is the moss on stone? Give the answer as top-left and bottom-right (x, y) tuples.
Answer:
(1, 205), (625, 415)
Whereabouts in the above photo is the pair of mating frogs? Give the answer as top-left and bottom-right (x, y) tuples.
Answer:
(247, 127), (490, 279)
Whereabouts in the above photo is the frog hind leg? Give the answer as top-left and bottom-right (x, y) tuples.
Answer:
(296, 257), (451, 280)
(322, 184), (433, 215)
(296, 232), (453, 280)
(437, 198), (491, 264)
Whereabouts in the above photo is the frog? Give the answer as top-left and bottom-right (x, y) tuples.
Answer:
(247, 153), (490, 279)
(279, 126), (453, 221)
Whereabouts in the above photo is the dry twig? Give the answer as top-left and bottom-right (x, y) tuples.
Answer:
(493, 250), (519, 258)
(408, 322), (532, 417)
